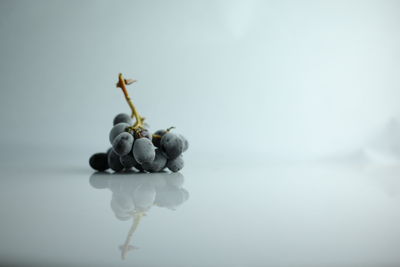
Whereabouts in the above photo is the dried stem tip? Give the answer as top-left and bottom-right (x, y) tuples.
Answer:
(116, 73), (144, 129)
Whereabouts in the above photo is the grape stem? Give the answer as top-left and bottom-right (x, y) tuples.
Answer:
(116, 73), (145, 130)
(152, 126), (175, 139)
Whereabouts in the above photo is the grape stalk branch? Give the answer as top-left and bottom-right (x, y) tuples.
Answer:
(116, 73), (145, 131)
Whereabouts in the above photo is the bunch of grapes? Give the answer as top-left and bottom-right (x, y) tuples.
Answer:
(89, 74), (189, 173)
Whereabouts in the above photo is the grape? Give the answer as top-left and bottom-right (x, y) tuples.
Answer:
(109, 122), (130, 144)
(89, 153), (109, 171)
(167, 155), (184, 172)
(179, 134), (189, 152)
(108, 150), (124, 172)
(161, 132), (183, 159)
(119, 154), (134, 169)
(113, 113), (132, 125)
(112, 132), (134, 156)
(133, 138), (156, 164)
(142, 149), (167, 172)
(120, 153), (143, 171)
(152, 129), (167, 148)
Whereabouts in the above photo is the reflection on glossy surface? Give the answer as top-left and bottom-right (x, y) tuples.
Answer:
(2, 155), (400, 266)
(89, 172), (189, 259)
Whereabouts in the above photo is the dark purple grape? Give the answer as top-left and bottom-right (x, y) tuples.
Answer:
(109, 122), (130, 144)
(167, 155), (184, 172)
(113, 113), (132, 126)
(142, 149), (167, 172)
(120, 153), (144, 171)
(179, 134), (189, 152)
(133, 138), (155, 164)
(161, 132), (183, 159)
(152, 129), (167, 148)
(108, 150), (124, 172)
(89, 153), (109, 171)
(112, 132), (134, 156)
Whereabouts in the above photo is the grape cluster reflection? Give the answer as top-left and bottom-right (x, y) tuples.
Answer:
(90, 172), (189, 259)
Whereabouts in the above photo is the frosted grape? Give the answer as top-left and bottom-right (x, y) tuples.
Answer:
(133, 138), (156, 164)
(112, 132), (134, 156)
(152, 129), (167, 148)
(179, 134), (189, 152)
(142, 149), (167, 172)
(167, 155), (184, 172)
(113, 113), (132, 125)
(120, 153), (143, 171)
(161, 132), (183, 159)
(109, 122), (130, 144)
(108, 150), (124, 172)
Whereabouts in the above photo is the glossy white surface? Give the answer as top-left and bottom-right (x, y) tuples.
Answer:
(1, 151), (399, 267)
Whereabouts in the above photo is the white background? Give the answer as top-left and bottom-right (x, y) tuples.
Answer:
(1, 0), (400, 161)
